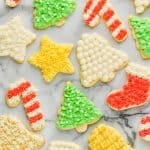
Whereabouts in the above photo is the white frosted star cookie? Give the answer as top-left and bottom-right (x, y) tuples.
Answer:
(77, 33), (129, 87)
(134, 0), (150, 14)
(0, 16), (36, 63)
(0, 115), (45, 150)
(48, 141), (81, 150)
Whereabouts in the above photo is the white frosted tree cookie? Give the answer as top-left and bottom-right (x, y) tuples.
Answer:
(133, 0), (150, 14)
(0, 115), (45, 150)
(76, 33), (129, 87)
(48, 141), (81, 150)
(0, 16), (36, 63)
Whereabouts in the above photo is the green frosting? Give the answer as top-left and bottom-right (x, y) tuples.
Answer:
(130, 15), (150, 58)
(56, 82), (102, 129)
(33, 0), (76, 29)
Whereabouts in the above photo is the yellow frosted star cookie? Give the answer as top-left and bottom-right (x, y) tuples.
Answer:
(89, 124), (134, 150)
(77, 33), (129, 87)
(28, 36), (74, 82)
(0, 115), (45, 150)
(48, 141), (81, 150)
(0, 16), (36, 63)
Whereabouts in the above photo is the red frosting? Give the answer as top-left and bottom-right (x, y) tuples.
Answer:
(107, 74), (150, 110)
(25, 101), (40, 113)
(102, 8), (114, 21)
(115, 29), (127, 41)
(22, 92), (36, 104)
(139, 128), (150, 137)
(29, 113), (43, 124)
(141, 115), (150, 124)
(7, 82), (31, 99)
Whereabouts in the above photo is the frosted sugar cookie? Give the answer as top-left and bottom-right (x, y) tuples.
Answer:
(77, 33), (129, 87)
(83, 0), (128, 42)
(57, 82), (102, 133)
(0, 115), (45, 150)
(0, 16), (36, 63)
(33, 0), (76, 29)
(107, 63), (150, 111)
(129, 15), (150, 59)
(89, 124), (134, 150)
(6, 79), (45, 131)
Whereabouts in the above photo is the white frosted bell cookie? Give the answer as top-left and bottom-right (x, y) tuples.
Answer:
(0, 16), (36, 63)
(76, 33), (129, 87)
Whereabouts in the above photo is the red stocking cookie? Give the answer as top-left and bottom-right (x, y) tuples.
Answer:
(139, 115), (150, 141)
(84, 0), (128, 42)
(107, 63), (150, 111)
(6, 79), (45, 131)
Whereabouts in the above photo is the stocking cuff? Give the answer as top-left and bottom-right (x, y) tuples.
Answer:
(126, 63), (150, 81)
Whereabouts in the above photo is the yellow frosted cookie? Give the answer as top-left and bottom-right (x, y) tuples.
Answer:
(89, 124), (134, 150)
(0, 16), (36, 63)
(0, 115), (45, 150)
(28, 36), (74, 82)
(48, 141), (81, 150)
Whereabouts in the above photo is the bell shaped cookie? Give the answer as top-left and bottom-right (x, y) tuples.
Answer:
(77, 33), (129, 87)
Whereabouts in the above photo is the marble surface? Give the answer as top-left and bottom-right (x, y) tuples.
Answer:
(0, 0), (150, 149)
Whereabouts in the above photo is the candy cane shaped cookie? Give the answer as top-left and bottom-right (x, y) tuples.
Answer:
(6, 79), (45, 131)
(83, 0), (128, 42)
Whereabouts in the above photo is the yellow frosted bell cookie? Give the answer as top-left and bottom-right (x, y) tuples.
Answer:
(0, 115), (45, 150)
(57, 82), (102, 133)
(6, 79), (45, 131)
(77, 33), (129, 87)
(5, 0), (21, 7)
(129, 15), (150, 59)
(89, 124), (134, 150)
(28, 36), (74, 82)
(48, 141), (81, 150)
(0, 16), (36, 63)
(33, 0), (76, 29)
(133, 0), (150, 14)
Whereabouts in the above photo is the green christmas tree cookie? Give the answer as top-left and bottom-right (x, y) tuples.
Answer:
(56, 82), (102, 133)
(129, 15), (150, 59)
(33, 0), (76, 29)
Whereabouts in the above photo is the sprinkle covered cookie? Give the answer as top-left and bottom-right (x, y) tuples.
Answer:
(0, 16), (36, 63)
(83, 0), (128, 42)
(33, 0), (76, 29)
(107, 63), (150, 111)
(133, 0), (150, 14)
(129, 15), (150, 59)
(0, 115), (45, 150)
(6, 79), (45, 131)
(48, 141), (81, 150)
(28, 36), (74, 82)
(139, 115), (150, 141)
(77, 33), (129, 87)
(57, 82), (102, 133)
(89, 124), (134, 150)
(5, 0), (20, 7)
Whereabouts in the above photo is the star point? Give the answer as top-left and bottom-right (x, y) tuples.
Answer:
(28, 36), (75, 82)
(0, 16), (36, 63)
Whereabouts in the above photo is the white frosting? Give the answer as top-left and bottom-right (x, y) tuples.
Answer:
(134, 0), (150, 13)
(0, 16), (36, 62)
(77, 33), (128, 87)
(48, 141), (81, 150)
(126, 63), (150, 80)
(7, 95), (21, 107)
(112, 24), (125, 37)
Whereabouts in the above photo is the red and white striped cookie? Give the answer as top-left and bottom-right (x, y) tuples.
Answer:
(139, 115), (150, 141)
(6, 79), (45, 131)
(83, 0), (128, 42)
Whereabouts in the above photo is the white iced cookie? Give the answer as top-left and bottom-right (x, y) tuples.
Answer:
(0, 16), (36, 63)
(48, 141), (81, 150)
(0, 115), (45, 150)
(134, 0), (150, 14)
(77, 33), (129, 87)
